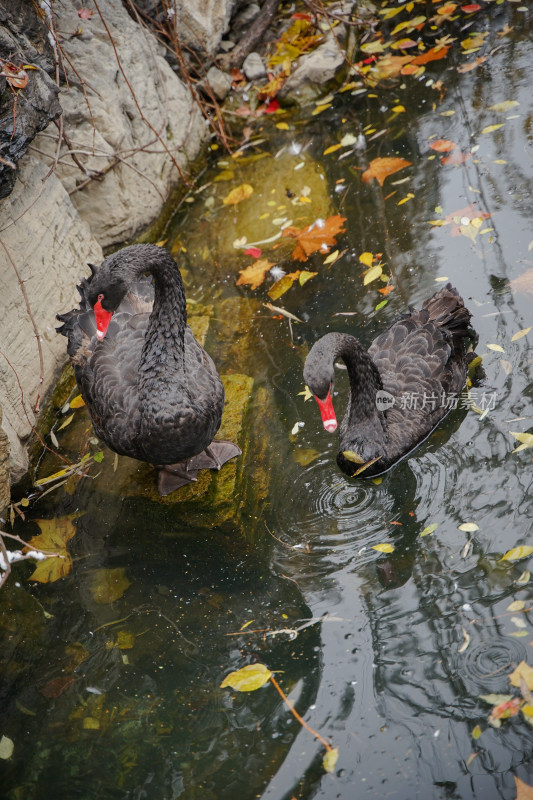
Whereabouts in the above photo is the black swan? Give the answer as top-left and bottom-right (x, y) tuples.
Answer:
(57, 244), (241, 495)
(303, 284), (472, 477)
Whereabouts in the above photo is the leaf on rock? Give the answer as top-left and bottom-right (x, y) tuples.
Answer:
(362, 157), (412, 187)
(220, 663), (272, 692)
(223, 184), (254, 206)
(282, 215), (346, 261)
(236, 259), (275, 290)
(323, 747), (339, 774)
(500, 546), (533, 562)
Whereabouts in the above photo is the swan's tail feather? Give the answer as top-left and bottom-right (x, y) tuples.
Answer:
(156, 440), (241, 496)
(422, 283), (471, 336)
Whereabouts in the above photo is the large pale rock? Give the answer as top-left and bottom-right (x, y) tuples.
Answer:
(0, 157), (102, 480)
(172, 0), (235, 56)
(32, 0), (206, 247)
(0, 407), (9, 511)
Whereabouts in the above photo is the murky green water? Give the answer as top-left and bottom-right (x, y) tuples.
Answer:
(3, 5), (533, 799)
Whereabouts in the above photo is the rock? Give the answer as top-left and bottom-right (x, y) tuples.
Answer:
(230, 3), (261, 39)
(205, 66), (233, 101)
(0, 156), (102, 480)
(0, 0), (62, 199)
(0, 407), (9, 511)
(242, 51), (267, 82)
(279, 29), (349, 105)
(32, 0), (206, 247)
(135, 0), (237, 57)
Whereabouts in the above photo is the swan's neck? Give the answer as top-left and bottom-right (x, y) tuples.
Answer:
(334, 334), (384, 423)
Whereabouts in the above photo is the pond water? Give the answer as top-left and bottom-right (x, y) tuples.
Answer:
(2, 4), (533, 799)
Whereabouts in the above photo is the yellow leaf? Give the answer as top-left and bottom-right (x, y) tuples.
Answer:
(34, 467), (71, 486)
(236, 259), (275, 291)
(472, 725), (482, 740)
(359, 251), (374, 267)
(89, 567), (131, 604)
(360, 40), (387, 54)
(458, 523), (479, 532)
(324, 249), (339, 265)
(392, 104), (406, 112)
(57, 413), (74, 431)
(69, 394), (85, 409)
(276, 122), (290, 130)
(372, 543), (395, 553)
(511, 327), (531, 341)
(323, 144), (343, 155)
(507, 600), (526, 612)
(458, 626), (471, 654)
(489, 100), (519, 112)
(517, 571), (530, 584)
(220, 663), (272, 692)
(25, 513), (82, 583)
(268, 272), (300, 300)
(509, 431), (533, 452)
(487, 343), (505, 352)
(116, 630), (136, 649)
(298, 385), (313, 401)
(398, 192), (414, 205)
(223, 184), (254, 206)
(481, 124), (504, 134)
(501, 546), (533, 562)
(312, 104), (332, 116)
(363, 265), (383, 285)
(391, 15), (426, 36)
(342, 450), (365, 464)
(420, 523), (438, 537)
(509, 661), (533, 690)
(323, 747), (339, 774)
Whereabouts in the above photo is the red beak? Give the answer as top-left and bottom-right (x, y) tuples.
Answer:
(314, 389), (337, 432)
(93, 298), (113, 341)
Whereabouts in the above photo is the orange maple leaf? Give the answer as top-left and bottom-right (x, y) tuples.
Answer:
(412, 45), (450, 65)
(362, 157), (412, 187)
(378, 285), (395, 296)
(429, 139), (457, 152)
(282, 215), (346, 262)
(236, 259), (274, 290)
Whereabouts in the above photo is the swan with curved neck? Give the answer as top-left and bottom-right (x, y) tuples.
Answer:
(57, 243), (240, 495)
(303, 285), (472, 477)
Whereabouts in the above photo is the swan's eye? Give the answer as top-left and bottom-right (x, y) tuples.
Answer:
(98, 293), (104, 301)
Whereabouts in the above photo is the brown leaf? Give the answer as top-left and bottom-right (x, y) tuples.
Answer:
(429, 139), (457, 153)
(282, 215), (346, 262)
(515, 776), (533, 800)
(362, 157), (412, 187)
(41, 676), (76, 698)
(236, 259), (274, 290)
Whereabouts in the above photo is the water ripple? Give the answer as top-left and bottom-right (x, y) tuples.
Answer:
(451, 638), (527, 695)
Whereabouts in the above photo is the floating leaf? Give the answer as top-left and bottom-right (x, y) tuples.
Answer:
(359, 251), (374, 268)
(342, 450), (365, 464)
(25, 513), (81, 583)
(489, 100), (519, 112)
(323, 144), (342, 156)
(507, 601), (526, 612)
(429, 139), (457, 153)
(481, 124), (504, 135)
(57, 413), (74, 431)
(268, 272), (301, 300)
(372, 543), (395, 553)
(363, 265), (383, 285)
(411, 44), (450, 65)
(472, 724), (482, 740)
(323, 249), (339, 265)
(236, 259), (275, 290)
(511, 327), (531, 342)
(0, 736), (14, 760)
(480, 694), (513, 705)
(282, 215), (346, 262)
(69, 395), (85, 408)
(220, 663), (272, 692)
(116, 631), (136, 650)
(509, 661), (533, 691)
(487, 343), (504, 353)
(41, 676), (76, 698)
(517, 571), (530, 585)
(510, 269), (533, 296)
(509, 431), (533, 453)
(299, 270), (317, 286)
(458, 523), (479, 532)
(293, 448), (321, 466)
(375, 299), (388, 311)
(458, 626), (471, 654)
(323, 747), (339, 774)
(501, 546), (533, 562)
(420, 523), (439, 537)
(223, 184), (254, 206)
(362, 157), (412, 187)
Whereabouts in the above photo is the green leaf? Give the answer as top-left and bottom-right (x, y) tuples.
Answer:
(220, 663), (272, 692)
(323, 747), (339, 773)
(471, 725), (482, 740)
(420, 523), (438, 537)
(93, 451), (104, 463)
(375, 299), (389, 311)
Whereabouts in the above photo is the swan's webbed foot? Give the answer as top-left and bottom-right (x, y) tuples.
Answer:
(187, 440), (242, 471)
(157, 464), (199, 496)
(156, 441), (241, 496)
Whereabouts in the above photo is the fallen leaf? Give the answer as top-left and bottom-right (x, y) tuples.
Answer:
(489, 100), (519, 112)
(458, 523), (479, 532)
(372, 543), (395, 553)
(472, 724), (482, 739)
(323, 747), (339, 773)
(501, 546), (533, 562)
(363, 265), (383, 285)
(293, 448), (320, 466)
(362, 157), (412, 187)
(58, 413), (74, 431)
(1, 65), (29, 89)
(223, 184), (254, 206)
(378, 285), (394, 296)
(487, 343), (504, 353)
(441, 150), (472, 166)
(511, 327), (530, 342)
(509, 431), (533, 453)
(458, 626), (471, 653)
(359, 251), (374, 268)
(457, 56), (487, 73)
(41, 676), (76, 698)
(510, 270), (533, 295)
(509, 661), (533, 691)
(411, 44), (450, 65)
(515, 776), (533, 800)
(69, 394), (85, 408)
(89, 567), (131, 604)
(508, 601), (526, 612)
(481, 124), (504, 135)
(268, 272), (301, 300)
(420, 523), (439, 537)
(220, 663), (272, 691)
(282, 215), (346, 261)
(429, 139), (457, 153)
(236, 259), (275, 290)
(0, 736), (14, 760)
(78, 8), (94, 19)
(25, 513), (81, 583)
(480, 694), (513, 705)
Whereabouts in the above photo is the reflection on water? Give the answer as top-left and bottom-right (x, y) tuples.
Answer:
(3, 5), (533, 800)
